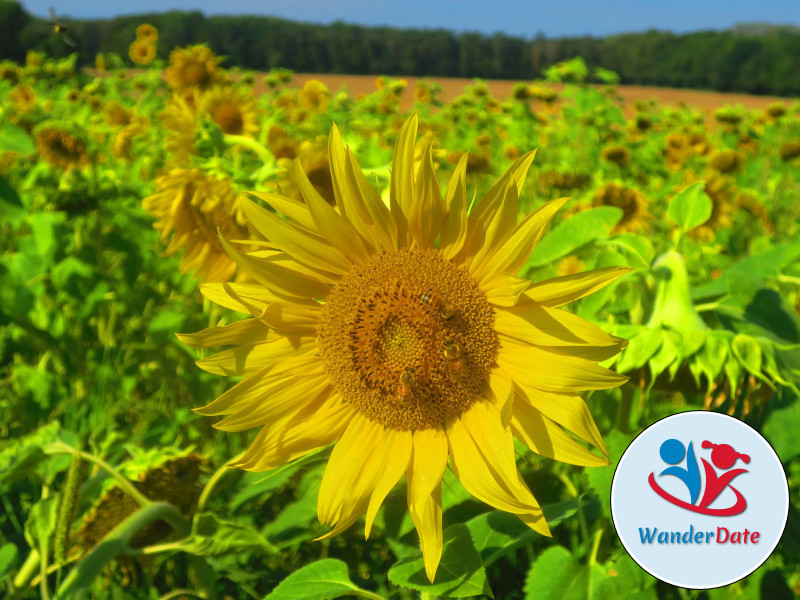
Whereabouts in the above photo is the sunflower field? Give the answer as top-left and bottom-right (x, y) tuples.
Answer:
(1, 33), (800, 600)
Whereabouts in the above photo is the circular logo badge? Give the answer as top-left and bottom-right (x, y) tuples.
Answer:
(611, 411), (789, 589)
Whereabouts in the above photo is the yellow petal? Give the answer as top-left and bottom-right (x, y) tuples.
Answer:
(389, 114), (419, 245)
(176, 318), (269, 349)
(513, 384), (608, 457)
(495, 303), (623, 348)
(258, 302), (320, 333)
(525, 266), (633, 307)
(481, 273), (530, 307)
(497, 342), (628, 392)
(446, 401), (547, 535)
(317, 414), (400, 537)
(214, 368), (330, 431)
(408, 480), (443, 583)
(345, 149), (398, 250)
(196, 334), (314, 376)
(364, 429), (413, 539)
(295, 157), (372, 262)
(219, 237), (331, 300)
(243, 190), (316, 233)
(511, 399), (609, 467)
(459, 150), (537, 269)
(439, 153), (469, 260)
(408, 427), (448, 514)
(238, 194), (352, 276)
(482, 369), (514, 427)
(408, 141), (445, 249)
(232, 392), (353, 471)
(473, 197), (570, 283)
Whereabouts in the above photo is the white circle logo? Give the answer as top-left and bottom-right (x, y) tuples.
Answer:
(611, 411), (789, 589)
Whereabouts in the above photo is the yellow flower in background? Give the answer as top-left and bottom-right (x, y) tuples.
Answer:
(266, 125), (299, 160)
(34, 122), (88, 170)
(165, 45), (224, 92)
(95, 53), (107, 72)
(181, 115), (629, 582)
(162, 94), (197, 162)
(592, 182), (652, 233)
(103, 101), (132, 127)
(136, 23), (159, 42)
(199, 86), (259, 137)
(129, 39), (156, 66)
(298, 79), (330, 113)
(143, 168), (250, 283)
(9, 84), (37, 113)
(276, 136), (335, 205)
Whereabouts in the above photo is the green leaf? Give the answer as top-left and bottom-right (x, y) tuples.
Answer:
(762, 401), (800, 462)
(0, 123), (35, 154)
(616, 329), (663, 373)
(0, 176), (25, 225)
(0, 421), (62, 484)
(731, 334), (762, 378)
(600, 553), (657, 599)
(606, 233), (654, 270)
(528, 207), (623, 267)
(51, 256), (93, 289)
(263, 558), (373, 600)
(647, 330), (680, 383)
(147, 311), (187, 334)
(0, 543), (19, 582)
(524, 545), (608, 600)
(24, 494), (60, 553)
(180, 512), (279, 557)
(389, 523), (490, 598)
(667, 181), (711, 231)
(586, 430), (634, 516)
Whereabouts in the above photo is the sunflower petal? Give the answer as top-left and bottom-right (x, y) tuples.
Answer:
(408, 481), (443, 583)
(295, 157), (372, 261)
(214, 369), (330, 431)
(439, 153), (469, 260)
(525, 266), (633, 307)
(345, 150), (398, 250)
(177, 318), (269, 349)
(196, 334), (314, 376)
(511, 399), (609, 467)
(364, 429), (413, 539)
(243, 190), (316, 233)
(514, 384), (608, 457)
(483, 369), (515, 427)
(390, 114), (419, 245)
(238, 194), (352, 275)
(408, 427), (448, 514)
(498, 342), (628, 392)
(408, 142), (445, 249)
(258, 302), (320, 333)
(474, 197), (570, 283)
(446, 402), (547, 534)
(481, 273), (530, 307)
(219, 237), (330, 299)
(232, 392), (352, 471)
(495, 303), (623, 348)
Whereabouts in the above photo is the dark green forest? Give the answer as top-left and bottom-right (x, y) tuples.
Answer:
(2, 0), (800, 96)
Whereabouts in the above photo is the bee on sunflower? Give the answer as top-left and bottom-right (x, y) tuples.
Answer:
(179, 115), (630, 581)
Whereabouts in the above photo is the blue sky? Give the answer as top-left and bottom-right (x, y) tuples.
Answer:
(26, 1), (800, 38)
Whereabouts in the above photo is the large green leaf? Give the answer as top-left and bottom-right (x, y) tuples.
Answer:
(667, 181), (711, 231)
(0, 123), (35, 154)
(388, 523), (490, 598)
(0, 543), (19, 582)
(528, 207), (623, 267)
(263, 559), (376, 600)
(179, 512), (279, 557)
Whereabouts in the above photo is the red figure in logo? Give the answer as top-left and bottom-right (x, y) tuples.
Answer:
(648, 439), (750, 516)
(697, 441), (750, 512)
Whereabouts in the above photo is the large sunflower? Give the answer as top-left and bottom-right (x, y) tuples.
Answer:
(181, 115), (629, 581)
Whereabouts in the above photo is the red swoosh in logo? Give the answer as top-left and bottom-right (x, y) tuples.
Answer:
(648, 473), (747, 516)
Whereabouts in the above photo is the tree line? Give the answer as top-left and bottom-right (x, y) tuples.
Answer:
(1, 0), (799, 96)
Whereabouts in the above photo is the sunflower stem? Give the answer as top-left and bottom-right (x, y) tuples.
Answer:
(197, 454), (242, 512)
(223, 134), (272, 163)
(588, 528), (604, 566)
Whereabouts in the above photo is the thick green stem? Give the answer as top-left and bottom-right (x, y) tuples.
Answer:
(646, 250), (708, 332)
(223, 135), (272, 163)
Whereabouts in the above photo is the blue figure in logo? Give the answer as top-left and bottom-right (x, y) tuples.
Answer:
(658, 439), (701, 505)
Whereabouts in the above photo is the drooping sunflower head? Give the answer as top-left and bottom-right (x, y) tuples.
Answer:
(601, 145), (631, 167)
(298, 79), (330, 113)
(198, 85), (259, 137)
(266, 125), (298, 160)
(103, 101), (132, 127)
(165, 45), (224, 92)
(181, 115), (630, 582)
(65, 89), (81, 104)
(136, 23), (159, 42)
(143, 167), (250, 283)
(710, 149), (744, 173)
(780, 141), (800, 162)
(276, 136), (335, 205)
(34, 122), (88, 170)
(592, 182), (652, 233)
(129, 39), (156, 66)
(161, 94), (198, 162)
(0, 61), (22, 83)
(9, 84), (37, 113)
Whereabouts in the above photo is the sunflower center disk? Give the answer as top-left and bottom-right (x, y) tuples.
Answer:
(318, 248), (498, 430)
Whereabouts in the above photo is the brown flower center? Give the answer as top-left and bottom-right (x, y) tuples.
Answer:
(318, 248), (497, 430)
(212, 102), (244, 135)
